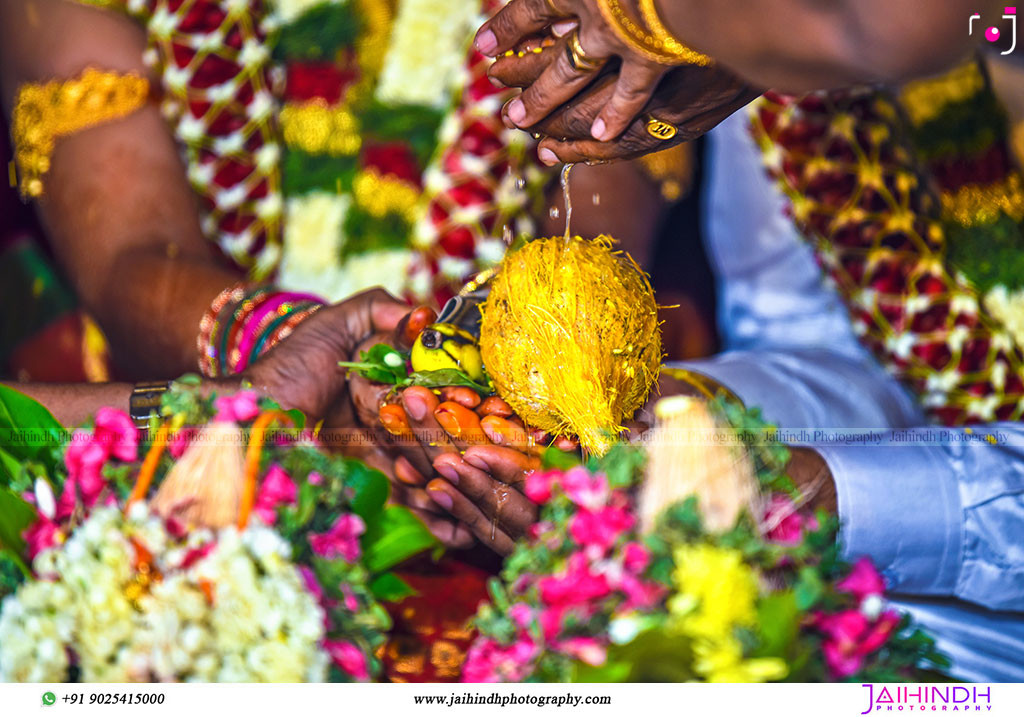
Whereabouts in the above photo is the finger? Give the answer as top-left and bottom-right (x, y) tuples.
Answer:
(379, 402), (412, 439)
(490, 38), (560, 88)
(592, 61), (665, 140)
(426, 478), (517, 555)
(394, 455), (426, 486)
(462, 444), (540, 486)
(360, 287), (410, 335)
(475, 0), (568, 57)
(537, 133), (652, 164)
(504, 33), (610, 129)
(434, 454), (538, 537)
(434, 402), (489, 448)
(439, 386), (482, 409)
(407, 505), (476, 550)
(477, 396), (514, 418)
(480, 415), (534, 451)
(394, 305), (438, 350)
(402, 386), (457, 466)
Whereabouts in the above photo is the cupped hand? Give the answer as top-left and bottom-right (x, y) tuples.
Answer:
(244, 288), (408, 423)
(475, 0), (673, 142)
(490, 38), (761, 164)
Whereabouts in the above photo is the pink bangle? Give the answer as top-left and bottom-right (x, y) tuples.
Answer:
(233, 291), (325, 373)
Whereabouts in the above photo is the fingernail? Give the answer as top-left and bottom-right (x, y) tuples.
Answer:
(538, 147), (559, 166)
(507, 99), (526, 125)
(434, 406), (461, 438)
(551, 20), (577, 37)
(463, 453), (489, 471)
(435, 462), (460, 484)
(591, 117), (607, 141)
(428, 489), (453, 510)
(475, 29), (498, 55)
(404, 392), (427, 421)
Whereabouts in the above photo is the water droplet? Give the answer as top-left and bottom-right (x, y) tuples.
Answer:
(515, 176), (526, 190)
(502, 224), (513, 246)
(548, 206), (560, 219)
(592, 193), (601, 205)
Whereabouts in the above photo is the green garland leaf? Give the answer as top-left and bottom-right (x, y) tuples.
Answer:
(281, 150), (358, 196)
(271, 3), (362, 62)
(0, 384), (64, 481)
(361, 505), (438, 573)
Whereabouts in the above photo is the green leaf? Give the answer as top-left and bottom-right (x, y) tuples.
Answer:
(0, 384), (64, 477)
(754, 591), (801, 657)
(0, 486), (37, 558)
(361, 505), (438, 573)
(406, 369), (491, 396)
(794, 565), (825, 610)
(271, 2), (361, 62)
(338, 343), (408, 385)
(369, 572), (418, 602)
(344, 460), (389, 521)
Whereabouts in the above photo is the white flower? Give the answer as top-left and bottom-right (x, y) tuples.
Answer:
(269, 0), (341, 24)
(248, 91), (275, 122)
(177, 115), (207, 144)
(34, 478), (55, 520)
(438, 255), (474, 279)
(475, 238), (506, 266)
(215, 185), (249, 211)
(278, 192), (349, 292)
(213, 132), (245, 156)
(163, 65), (191, 92)
(238, 38), (269, 68)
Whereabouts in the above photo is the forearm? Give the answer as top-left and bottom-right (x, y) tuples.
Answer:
(657, 0), (1005, 91)
(2, 382), (132, 427)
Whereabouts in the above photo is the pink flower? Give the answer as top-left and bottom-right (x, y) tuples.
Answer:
(813, 608), (902, 678)
(763, 494), (805, 545)
(569, 505), (635, 552)
(621, 542), (651, 574)
(213, 391), (261, 424)
(524, 470), (557, 504)
(618, 573), (665, 611)
(461, 637), (538, 683)
(253, 464), (297, 524)
(508, 603), (534, 629)
(308, 471), (324, 486)
(298, 565), (324, 605)
(836, 557), (887, 603)
(558, 637), (607, 666)
(23, 517), (61, 561)
(94, 408), (138, 462)
(309, 513), (365, 562)
(59, 430), (109, 517)
(560, 467), (609, 510)
(538, 552), (612, 608)
(324, 640), (369, 681)
(168, 427), (199, 459)
(340, 585), (359, 613)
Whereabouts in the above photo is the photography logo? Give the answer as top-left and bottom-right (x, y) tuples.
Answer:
(971, 7), (1017, 54)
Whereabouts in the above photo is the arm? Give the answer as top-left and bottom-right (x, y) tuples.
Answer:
(0, 0), (242, 378)
(657, 0), (1006, 92)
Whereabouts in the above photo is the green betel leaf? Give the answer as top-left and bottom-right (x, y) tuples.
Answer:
(754, 591), (801, 658)
(344, 459), (389, 521)
(338, 343), (409, 385)
(0, 384), (64, 477)
(361, 505), (438, 573)
(406, 369), (491, 396)
(0, 486), (37, 559)
(369, 572), (418, 603)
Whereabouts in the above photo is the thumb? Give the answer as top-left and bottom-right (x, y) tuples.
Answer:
(366, 289), (411, 333)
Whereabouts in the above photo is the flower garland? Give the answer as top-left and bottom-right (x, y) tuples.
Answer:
(464, 403), (946, 683)
(273, 0), (546, 306)
(0, 383), (437, 682)
(750, 59), (1024, 425)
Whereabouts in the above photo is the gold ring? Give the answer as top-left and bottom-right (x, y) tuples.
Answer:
(565, 30), (602, 73)
(645, 115), (677, 140)
(544, 0), (564, 15)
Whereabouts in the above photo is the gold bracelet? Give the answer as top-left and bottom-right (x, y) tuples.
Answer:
(595, 0), (711, 66)
(660, 366), (744, 408)
(12, 68), (150, 198)
(636, 0), (713, 67)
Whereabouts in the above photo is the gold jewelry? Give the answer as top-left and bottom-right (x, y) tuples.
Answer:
(637, 0), (712, 66)
(12, 68), (149, 198)
(595, 0), (711, 66)
(565, 30), (602, 72)
(130, 380), (171, 429)
(645, 115), (678, 140)
(661, 367), (744, 408)
(638, 143), (694, 201)
(544, 0), (564, 16)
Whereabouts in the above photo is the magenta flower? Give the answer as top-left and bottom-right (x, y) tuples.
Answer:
(309, 513), (365, 562)
(461, 637), (538, 683)
(59, 430), (110, 517)
(814, 608), (902, 678)
(763, 494), (805, 545)
(560, 466), (609, 510)
(569, 504), (635, 553)
(168, 426), (199, 459)
(23, 517), (60, 561)
(621, 541), (651, 574)
(618, 572), (665, 611)
(324, 640), (369, 681)
(298, 565), (324, 605)
(558, 637), (607, 666)
(538, 552), (612, 608)
(524, 470), (558, 504)
(836, 557), (887, 603)
(213, 390), (261, 424)
(252, 464), (297, 525)
(93, 407), (138, 462)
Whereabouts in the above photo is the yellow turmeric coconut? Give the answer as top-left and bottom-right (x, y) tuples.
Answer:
(479, 235), (662, 455)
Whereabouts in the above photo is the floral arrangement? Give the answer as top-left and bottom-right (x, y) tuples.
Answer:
(751, 59), (1024, 425)
(462, 401), (947, 683)
(0, 381), (437, 682)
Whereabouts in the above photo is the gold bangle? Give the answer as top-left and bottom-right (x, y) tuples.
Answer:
(660, 366), (745, 408)
(12, 68), (150, 198)
(595, 0), (711, 66)
(636, 0), (713, 66)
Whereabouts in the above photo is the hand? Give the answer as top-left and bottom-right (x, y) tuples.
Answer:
(244, 288), (408, 424)
(786, 447), (837, 514)
(490, 36), (761, 164)
(475, 0), (675, 142)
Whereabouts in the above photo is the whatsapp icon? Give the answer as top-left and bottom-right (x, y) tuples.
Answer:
(42, 691), (56, 706)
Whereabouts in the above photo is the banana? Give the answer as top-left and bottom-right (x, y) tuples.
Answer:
(410, 323), (487, 383)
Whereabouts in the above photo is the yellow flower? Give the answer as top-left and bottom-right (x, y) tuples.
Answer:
(668, 544), (758, 639)
(693, 637), (788, 683)
(352, 169), (421, 222)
